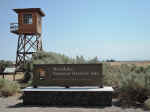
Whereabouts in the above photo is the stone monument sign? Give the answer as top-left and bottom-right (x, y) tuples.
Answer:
(32, 64), (103, 88)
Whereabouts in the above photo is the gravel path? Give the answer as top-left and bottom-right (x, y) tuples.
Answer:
(0, 95), (149, 112)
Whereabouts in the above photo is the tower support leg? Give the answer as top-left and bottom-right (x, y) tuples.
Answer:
(16, 34), (42, 68)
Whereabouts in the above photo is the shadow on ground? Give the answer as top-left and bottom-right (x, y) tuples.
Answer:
(8, 102), (108, 109)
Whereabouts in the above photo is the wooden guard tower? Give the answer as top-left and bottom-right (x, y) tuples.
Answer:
(10, 8), (45, 67)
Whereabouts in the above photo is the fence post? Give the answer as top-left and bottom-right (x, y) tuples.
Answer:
(3, 73), (4, 79)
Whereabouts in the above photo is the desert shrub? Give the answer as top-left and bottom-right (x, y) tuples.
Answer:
(32, 51), (75, 64)
(106, 59), (116, 62)
(144, 98), (150, 110)
(134, 66), (145, 73)
(0, 79), (20, 97)
(103, 63), (150, 105)
(22, 62), (32, 83)
(118, 71), (150, 105)
(0, 78), (5, 89)
(103, 64), (122, 88)
(31, 51), (100, 64)
(88, 56), (99, 63)
(75, 56), (86, 64)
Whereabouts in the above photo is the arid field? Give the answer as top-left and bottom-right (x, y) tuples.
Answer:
(106, 61), (150, 67)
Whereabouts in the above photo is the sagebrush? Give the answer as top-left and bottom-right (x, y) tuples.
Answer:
(0, 78), (20, 97)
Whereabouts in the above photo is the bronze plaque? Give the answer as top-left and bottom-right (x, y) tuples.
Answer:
(32, 64), (103, 87)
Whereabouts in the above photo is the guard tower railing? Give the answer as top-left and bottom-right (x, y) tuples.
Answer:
(10, 23), (19, 34)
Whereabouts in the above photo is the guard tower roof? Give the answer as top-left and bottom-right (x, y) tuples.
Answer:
(13, 8), (45, 17)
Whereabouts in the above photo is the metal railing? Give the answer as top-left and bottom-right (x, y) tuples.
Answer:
(10, 23), (19, 32)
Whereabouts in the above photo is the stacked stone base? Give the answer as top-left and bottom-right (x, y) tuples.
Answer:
(22, 87), (113, 106)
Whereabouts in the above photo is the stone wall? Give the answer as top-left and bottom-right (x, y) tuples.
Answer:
(23, 91), (112, 106)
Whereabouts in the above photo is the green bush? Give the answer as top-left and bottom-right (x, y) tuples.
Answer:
(0, 78), (5, 89)
(0, 79), (20, 97)
(22, 62), (32, 83)
(103, 64), (150, 105)
(31, 51), (100, 64)
(118, 72), (150, 105)
(103, 64), (122, 88)
(144, 98), (150, 110)
(32, 51), (75, 64)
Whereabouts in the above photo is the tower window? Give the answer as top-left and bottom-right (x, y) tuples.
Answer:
(23, 14), (32, 24)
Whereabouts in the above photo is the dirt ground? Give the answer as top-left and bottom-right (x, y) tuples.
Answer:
(0, 94), (149, 112)
(0, 72), (24, 81)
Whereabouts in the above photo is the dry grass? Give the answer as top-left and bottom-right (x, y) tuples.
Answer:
(105, 61), (150, 67)
(0, 72), (24, 81)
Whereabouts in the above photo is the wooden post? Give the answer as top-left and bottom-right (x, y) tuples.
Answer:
(3, 73), (4, 79)
(13, 73), (15, 81)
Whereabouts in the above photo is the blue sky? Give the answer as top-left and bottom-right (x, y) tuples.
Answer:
(0, 0), (150, 61)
